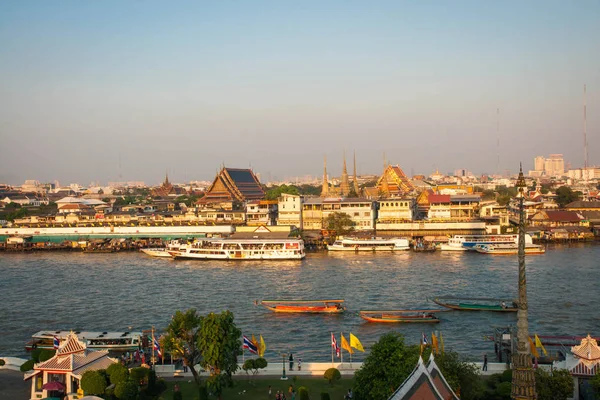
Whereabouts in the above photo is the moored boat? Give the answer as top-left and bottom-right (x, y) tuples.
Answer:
(473, 243), (545, 255)
(432, 296), (518, 312)
(439, 234), (533, 251)
(327, 237), (409, 251)
(26, 330), (143, 352)
(260, 300), (346, 313)
(169, 238), (305, 260)
(140, 239), (187, 258)
(359, 310), (441, 323)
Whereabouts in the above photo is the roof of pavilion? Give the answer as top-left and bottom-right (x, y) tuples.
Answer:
(199, 167), (265, 204)
(388, 355), (459, 400)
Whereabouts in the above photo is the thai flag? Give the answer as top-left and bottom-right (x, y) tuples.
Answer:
(53, 336), (60, 350)
(331, 333), (340, 358)
(422, 333), (428, 346)
(243, 335), (258, 354)
(153, 337), (162, 357)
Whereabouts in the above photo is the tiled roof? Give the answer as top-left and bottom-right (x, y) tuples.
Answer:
(566, 201), (600, 209)
(571, 335), (600, 365)
(57, 332), (86, 356)
(388, 356), (447, 400)
(428, 194), (451, 204)
(544, 211), (583, 222)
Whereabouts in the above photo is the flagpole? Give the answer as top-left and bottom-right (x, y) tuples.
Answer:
(340, 333), (343, 365)
(151, 326), (156, 366)
(241, 331), (245, 364)
(331, 332), (334, 366)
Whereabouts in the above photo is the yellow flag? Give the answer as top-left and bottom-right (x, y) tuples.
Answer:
(259, 335), (266, 357)
(528, 336), (540, 358)
(535, 334), (548, 356)
(251, 334), (259, 353)
(341, 334), (353, 354)
(349, 333), (364, 352)
(431, 332), (439, 355)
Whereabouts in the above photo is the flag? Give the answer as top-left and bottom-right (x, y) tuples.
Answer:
(243, 335), (258, 354)
(341, 334), (353, 354)
(349, 333), (365, 352)
(535, 334), (548, 356)
(153, 337), (162, 357)
(422, 333), (428, 345)
(251, 335), (259, 353)
(331, 332), (340, 358)
(53, 336), (60, 350)
(528, 336), (540, 358)
(431, 332), (439, 355)
(259, 335), (266, 357)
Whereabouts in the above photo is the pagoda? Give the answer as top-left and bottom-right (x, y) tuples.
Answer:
(152, 171), (175, 197)
(340, 151), (350, 196)
(198, 167), (265, 208)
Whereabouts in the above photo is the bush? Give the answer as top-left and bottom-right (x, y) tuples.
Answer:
(173, 391), (183, 400)
(115, 378), (139, 400)
(501, 369), (512, 382)
(107, 363), (129, 385)
(298, 386), (309, 400)
(31, 348), (42, 363)
(20, 360), (35, 372)
(324, 368), (341, 386)
(81, 370), (108, 395)
(38, 349), (55, 362)
(130, 366), (149, 384)
(320, 392), (331, 400)
(0, 359), (5, 366)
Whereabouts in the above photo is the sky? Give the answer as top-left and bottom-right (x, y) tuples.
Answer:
(1, 1), (599, 186)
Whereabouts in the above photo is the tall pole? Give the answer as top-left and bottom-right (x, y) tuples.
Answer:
(584, 84), (588, 169)
(497, 108), (500, 176)
(151, 326), (156, 366)
(511, 164), (537, 399)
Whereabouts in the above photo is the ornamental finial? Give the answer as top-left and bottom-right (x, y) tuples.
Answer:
(516, 162), (526, 193)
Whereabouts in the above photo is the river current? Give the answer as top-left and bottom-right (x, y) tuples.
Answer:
(1, 243), (598, 363)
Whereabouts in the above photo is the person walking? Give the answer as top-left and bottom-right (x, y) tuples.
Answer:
(289, 353), (294, 371)
(483, 354), (488, 371)
(297, 357), (302, 371)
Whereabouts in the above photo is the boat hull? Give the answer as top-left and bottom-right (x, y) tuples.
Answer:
(140, 248), (172, 258)
(263, 305), (345, 313)
(360, 314), (440, 323)
(433, 298), (517, 312)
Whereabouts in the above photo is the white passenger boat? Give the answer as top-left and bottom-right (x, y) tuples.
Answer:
(140, 239), (187, 257)
(168, 238), (305, 260)
(327, 237), (410, 251)
(474, 243), (545, 255)
(439, 234), (533, 251)
(26, 330), (143, 352)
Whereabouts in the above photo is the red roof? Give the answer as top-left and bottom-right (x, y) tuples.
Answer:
(545, 211), (583, 222)
(428, 194), (451, 204)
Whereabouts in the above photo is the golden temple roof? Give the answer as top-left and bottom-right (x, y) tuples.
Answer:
(571, 334), (600, 367)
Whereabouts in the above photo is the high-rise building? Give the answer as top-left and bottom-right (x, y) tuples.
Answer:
(530, 154), (565, 177)
(534, 156), (545, 172)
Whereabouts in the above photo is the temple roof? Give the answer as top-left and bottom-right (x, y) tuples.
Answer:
(388, 355), (459, 400)
(571, 334), (600, 366)
(377, 165), (414, 197)
(199, 167), (265, 205)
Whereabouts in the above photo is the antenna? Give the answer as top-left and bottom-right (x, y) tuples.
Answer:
(584, 84), (588, 169)
(496, 108), (500, 176)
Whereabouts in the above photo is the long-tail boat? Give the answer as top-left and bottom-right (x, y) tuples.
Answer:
(359, 310), (441, 323)
(432, 296), (518, 312)
(260, 300), (346, 313)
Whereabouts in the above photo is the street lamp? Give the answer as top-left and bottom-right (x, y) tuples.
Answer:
(280, 352), (288, 380)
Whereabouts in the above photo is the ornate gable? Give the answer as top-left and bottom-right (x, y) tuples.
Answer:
(571, 334), (600, 367)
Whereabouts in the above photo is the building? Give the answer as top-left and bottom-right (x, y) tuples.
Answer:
(389, 354), (460, 400)
(529, 154), (565, 177)
(301, 197), (375, 231)
(198, 167), (265, 208)
(552, 334), (600, 400)
(24, 332), (117, 400)
(246, 200), (278, 226)
(277, 194), (303, 228)
(377, 198), (415, 223)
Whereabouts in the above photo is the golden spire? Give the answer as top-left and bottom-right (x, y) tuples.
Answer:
(321, 156), (329, 197)
(353, 151), (360, 195)
(340, 150), (350, 196)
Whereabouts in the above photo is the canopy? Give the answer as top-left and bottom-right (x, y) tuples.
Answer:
(42, 381), (65, 391)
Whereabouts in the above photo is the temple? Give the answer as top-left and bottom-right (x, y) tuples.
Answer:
(24, 332), (117, 400)
(388, 354), (460, 399)
(554, 334), (600, 399)
(198, 167), (265, 208)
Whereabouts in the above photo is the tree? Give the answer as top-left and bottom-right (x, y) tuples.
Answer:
(325, 212), (354, 237)
(353, 332), (421, 400)
(114, 378), (139, 400)
(297, 184), (321, 196)
(107, 363), (129, 385)
(591, 370), (600, 394)
(324, 367), (341, 386)
(535, 368), (574, 400)
(38, 349), (55, 362)
(81, 370), (108, 396)
(265, 185), (300, 200)
(298, 386), (310, 400)
(555, 186), (580, 208)
(20, 359), (34, 372)
(435, 351), (484, 400)
(198, 310), (241, 400)
(162, 309), (204, 388)
(242, 357), (268, 380)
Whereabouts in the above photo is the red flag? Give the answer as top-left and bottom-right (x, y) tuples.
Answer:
(331, 332), (340, 358)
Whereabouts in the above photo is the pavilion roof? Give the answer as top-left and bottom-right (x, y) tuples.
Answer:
(571, 334), (600, 367)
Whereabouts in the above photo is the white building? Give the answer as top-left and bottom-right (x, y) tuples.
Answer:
(377, 198), (414, 223)
(277, 194), (303, 228)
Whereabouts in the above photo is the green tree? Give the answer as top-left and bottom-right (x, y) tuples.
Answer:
(81, 370), (108, 396)
(20, 359), (34, 372)
(324, 368), (341, 386)
(591, 370), (600, 394)
(162, 309), (204, 388)
(242, 357), (268, 380)
(38, 349), (55, 362)
(435, 351), (484, 400)
(555, 186), (581, 208)
(265, 184), (300, 200)
(107, 363), (129, 385)
(353, 332), (420, 400)
(481, 190), (496, 201)
(535, 368), (574, 400)
(325, 212), (354, 237)
(0, 359), (5, 366)
(198, 310), (241, 400)
(129, 367), (148, 385)
(298, 386), (309, 400)
(114, 378), (139, 400)
(297, 184), (321, 196)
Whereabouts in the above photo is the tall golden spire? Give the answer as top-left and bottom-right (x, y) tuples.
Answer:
(353, 151), (360, 195)
(340, 150), (350, 196)
(321, 156), (329, 197)
(511, 163), (537, 399)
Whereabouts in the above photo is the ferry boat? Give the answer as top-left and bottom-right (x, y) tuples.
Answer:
(327, 237), (410, 251)
(473, 243), (545, 255)
(260, 300), (345, 313)
(168, 238), (305, 260)
(439, 234), (533, 251)
(359, 310), (441, 323)
(432, 296), (518, 312)
(140, 239), (187, 258)
(26, 330), (143, 352)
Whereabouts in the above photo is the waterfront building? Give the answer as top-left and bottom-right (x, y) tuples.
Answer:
(24, 332), (117, 400)
(246, 200), (278, 226)
(552, 334), (600, 400)
(301, 197), (375, 231)
(479, 201), (510, 234)
(197, 208), (246, 225)
(277, 193), (303, 229)
(198, 167), (265, 208)
(377, 198), (415, 223)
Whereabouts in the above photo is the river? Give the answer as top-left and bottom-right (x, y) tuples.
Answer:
(1, 243), (598, 363)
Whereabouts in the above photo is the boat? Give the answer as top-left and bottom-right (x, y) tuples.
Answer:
(140, 239), (187, 258)
(260, 300), (346, 313)
(327, 237), (410, 251)
(439, 234), (533, 251)
(359, 310), (441, 323)
(473, 243), (545, 255)
(432, 296), (518, 312)
(168, 238), (305, 260)
(26, 330), (143, 352)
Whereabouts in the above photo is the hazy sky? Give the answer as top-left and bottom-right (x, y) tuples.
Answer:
(1, 1), (599, 186)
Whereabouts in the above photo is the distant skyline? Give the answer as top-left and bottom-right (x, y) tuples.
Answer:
(1, 1), (599, 185)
